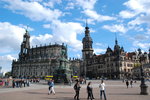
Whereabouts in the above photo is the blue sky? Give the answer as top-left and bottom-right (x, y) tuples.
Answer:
(0, 0), (150, 73)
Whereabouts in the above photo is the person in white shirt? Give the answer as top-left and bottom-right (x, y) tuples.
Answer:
(99, 80), (107, 100)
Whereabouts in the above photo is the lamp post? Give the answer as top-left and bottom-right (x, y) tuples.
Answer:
(139, 55), (148, 95)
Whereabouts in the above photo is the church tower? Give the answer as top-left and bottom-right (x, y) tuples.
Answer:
(82, 22), (93, 60)
(19, 29), (30, 61)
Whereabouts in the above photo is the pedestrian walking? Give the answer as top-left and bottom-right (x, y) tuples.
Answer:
(74, 80), (81, 100)
(130, 79), (133, 88)
(87, 82), (95, 100)
(99, 80), (107, 100)
(48, 79), (55, 95)
(126, 80), (129, 88)
(48, 80), (52, 95)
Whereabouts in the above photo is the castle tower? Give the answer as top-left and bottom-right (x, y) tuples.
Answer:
(82, 21), (93, 60)
(114, 35), (121, 55)
(81, 21), (93, 78)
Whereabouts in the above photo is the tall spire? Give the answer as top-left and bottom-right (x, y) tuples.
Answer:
(85, 19), (90, 36)
(85, 18), (88, 29)
(115, 33), (118, 45)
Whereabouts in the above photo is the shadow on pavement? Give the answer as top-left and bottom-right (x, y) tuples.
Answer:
(56, 92), (74, 94)
(25, 91), (47, 94)
(43, 97), (73, 100)
(45, 97), (99, 100)
(109, 93), (140, 95)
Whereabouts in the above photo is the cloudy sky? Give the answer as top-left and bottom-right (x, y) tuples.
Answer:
(0, 0), (150, 73)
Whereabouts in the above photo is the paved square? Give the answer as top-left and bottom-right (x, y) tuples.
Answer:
(0, 80), (150, 100)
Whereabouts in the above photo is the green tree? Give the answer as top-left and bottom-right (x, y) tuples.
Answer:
(5, 71), (12, 78)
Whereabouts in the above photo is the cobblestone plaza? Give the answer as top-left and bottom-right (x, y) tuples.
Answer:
(0, 80), (150, 100)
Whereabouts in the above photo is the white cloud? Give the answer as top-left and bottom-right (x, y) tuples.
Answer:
(65, 2), (75, 10)
(95, 43), (103, 46)
(146, 28), (150, 34)
(37, 21), (85, 51)
(43, 0), (62, 8)
(30, 34), (53, 46)
(120, 0), (150, 28)
(50, 20), (84, 51)
(0, 55), (15, 61)
(119, 10), (137, 18)
(95, 42), (107, 48)
(74, 54), (81, 58)
(84, 10), (115, 22)
(102, 24), (128, 33)
(0, 22), (25, 53)
(43, 24), (51, 29)
(134, 34), (149, 41)
(94, 48), (106, 54)
(128, 14), (145, 26)
(118, 0), (150, 36)
(3, 0), (62, 22)
(133, 41), (150, 49)
(29, 0), (42, 2)
(0, 55), (16, 73)
(123, 0), (150, 13)
(75, 0), (115, 22)
(76, 0), (97, 10)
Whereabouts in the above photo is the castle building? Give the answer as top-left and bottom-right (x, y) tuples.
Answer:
(81, 24), (150, 79)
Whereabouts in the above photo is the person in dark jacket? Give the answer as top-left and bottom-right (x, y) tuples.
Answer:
(74, 80), (81, 100)
(126, 80), (129, 88)
(87, 82), (95, 100)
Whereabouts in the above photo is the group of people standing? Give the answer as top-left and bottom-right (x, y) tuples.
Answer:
(12, 79), (30, 88)
(73, 80), (107, 100)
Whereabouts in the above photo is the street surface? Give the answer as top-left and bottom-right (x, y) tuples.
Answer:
(0, 80), (150, 100)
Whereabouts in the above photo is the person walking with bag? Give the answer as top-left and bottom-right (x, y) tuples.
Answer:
(87, 81), (95, 100)
(99, 80), (107, 100)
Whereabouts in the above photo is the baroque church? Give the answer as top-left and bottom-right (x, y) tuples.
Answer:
(12, 24), (150, 80)
(12, 30), (76, 83)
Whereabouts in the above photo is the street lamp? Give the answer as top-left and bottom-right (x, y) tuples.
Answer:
(139, 55), (148, 95)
